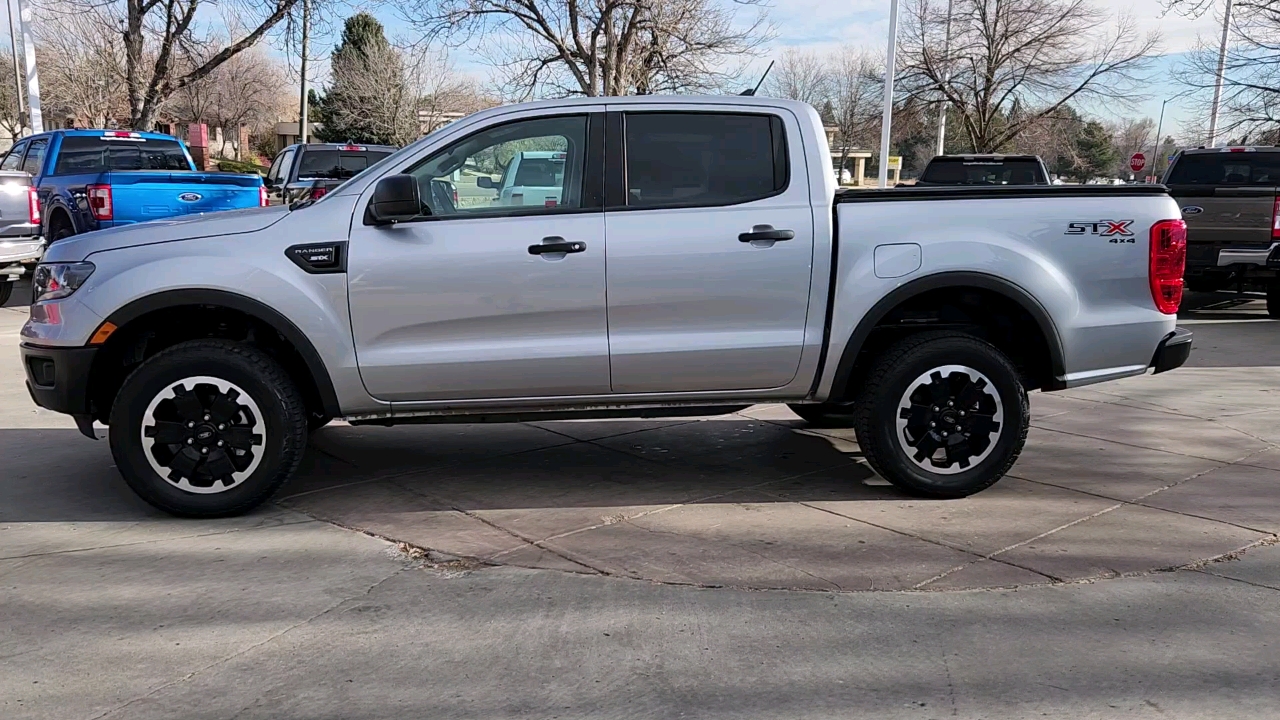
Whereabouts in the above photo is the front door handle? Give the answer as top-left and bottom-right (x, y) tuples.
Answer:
(739, 226), (795, 243)
(528, 237), (587, 255)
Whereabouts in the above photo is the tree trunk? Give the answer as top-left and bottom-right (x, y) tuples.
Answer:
(125, 0), (146, 128)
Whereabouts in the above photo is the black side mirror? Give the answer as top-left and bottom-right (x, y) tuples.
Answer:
(476, 176), (495, 190)
(365, 174), (422, 225)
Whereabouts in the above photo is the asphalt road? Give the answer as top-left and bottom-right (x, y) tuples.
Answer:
(3, 296), (1280, 719)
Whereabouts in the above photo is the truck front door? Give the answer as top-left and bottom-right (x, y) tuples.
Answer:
(346, 112), (610, 402)
(603, 108), (816, 393)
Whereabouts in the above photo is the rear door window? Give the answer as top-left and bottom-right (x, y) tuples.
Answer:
(1166, 153), (1280, 186)
(622, 112), (788, 209)
(920, 158), (1045, 185)
(53, 136), (191, 174)
(296, 149), (394, 180)
(21, 138), (48, 175)
(1, 140), (28, 171)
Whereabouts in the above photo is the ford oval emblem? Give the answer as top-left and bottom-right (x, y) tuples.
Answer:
(1182, 206), (1203, 215)
(178, 192), (203, 202)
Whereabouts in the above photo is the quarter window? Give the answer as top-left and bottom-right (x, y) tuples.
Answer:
(406, 115), (587, 218)
(1, 141), (28, 171)
(622, 112), (788, 209)
(22, 138), (48, 175)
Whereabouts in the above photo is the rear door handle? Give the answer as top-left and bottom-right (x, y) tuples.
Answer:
(738, 226), (795, 243)
(528, 236), (587, 255)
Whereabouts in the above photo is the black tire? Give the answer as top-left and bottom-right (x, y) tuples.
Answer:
(108, 339), (308, 517)
(1267, 283), (1280, 319)
(0, 281), (12, 306)
(788, 402), (858, 428)
(853, 332), (1029, 499)
(47, 217), (75, 243)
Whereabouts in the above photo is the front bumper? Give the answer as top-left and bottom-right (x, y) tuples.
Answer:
(21, 343), (98, 419)
(1150, 328), (1192, 374)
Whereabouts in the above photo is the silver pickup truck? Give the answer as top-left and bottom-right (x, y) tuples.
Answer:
(0, 169), (43, 305)
(19, 96), (1192, 517)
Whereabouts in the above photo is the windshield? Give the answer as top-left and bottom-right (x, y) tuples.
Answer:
(919, 158), (1046, 185)
(510, 157), (566, 187)
(1165, 153), (1280, 186)
(53, 136), (191, 174)
(296, 149), (395, 180)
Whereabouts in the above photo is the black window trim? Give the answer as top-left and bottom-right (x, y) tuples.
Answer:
(2, 139), (30, 171)
(606, 109), (792, 212)
(391, 111), (606, 224)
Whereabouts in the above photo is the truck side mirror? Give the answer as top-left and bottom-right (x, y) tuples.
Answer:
(476, 176), (495, 190)
(364, 174), (422, 225)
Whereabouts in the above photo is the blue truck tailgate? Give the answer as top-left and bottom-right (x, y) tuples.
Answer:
(103, 171), (264, 224)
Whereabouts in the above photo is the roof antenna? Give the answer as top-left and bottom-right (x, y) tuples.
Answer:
(740, 60), (775, 96)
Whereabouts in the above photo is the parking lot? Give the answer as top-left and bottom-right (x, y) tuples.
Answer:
(4, 290), (1280, 718)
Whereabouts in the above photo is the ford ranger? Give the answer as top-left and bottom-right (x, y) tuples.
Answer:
(19, 96), (1192, 517)
(1, 129), (268, 243)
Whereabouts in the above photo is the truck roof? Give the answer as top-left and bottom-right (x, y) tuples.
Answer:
(26, 129), (183, 142)
(1177, 146), (1280, 155)
(928, 154), (1043, 161)
(284, 142), (399, 153)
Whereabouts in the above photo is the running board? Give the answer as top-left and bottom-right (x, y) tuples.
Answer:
(348, 404), (752, 427)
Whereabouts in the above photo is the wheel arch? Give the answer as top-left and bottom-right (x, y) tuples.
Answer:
(828, 271), (1067, 400)
(89, 289), (341, 423)
(44, 200), (78, 236)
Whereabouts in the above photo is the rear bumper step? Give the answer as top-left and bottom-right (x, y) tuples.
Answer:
(1151, 328), (1192, 374)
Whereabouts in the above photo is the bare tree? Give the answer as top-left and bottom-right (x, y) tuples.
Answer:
(37, 0), (305, 129)
(170, 44), (291, 157)
(1169, 0), (1280, 140)
(898, 0), (1160, 152)
(0, 50), (23, 138)
(1110, 117), (1154, 176)
(324, 41), (462, 146)
(403, 0), (771, 98)
(763, 48), (830, 106)
(828, 49), (882, 163)
(31, 9), (131, 127)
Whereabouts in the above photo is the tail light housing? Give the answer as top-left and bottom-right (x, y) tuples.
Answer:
(87, 184), (113, 221)
(259, 184), (269, 207)
(1150, 219), (1187, 314)
(27, 186), (40, 225)
(1272, 197), (1279, 240)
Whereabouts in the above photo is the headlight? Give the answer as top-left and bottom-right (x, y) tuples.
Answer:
(32, 262), (95, 302)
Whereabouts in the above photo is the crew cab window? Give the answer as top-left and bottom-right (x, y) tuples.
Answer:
(268, 148), (295, 185)
(53, 136), (191, 174)
(406, 115), (586, 218)
(21, 138), (48, 175)
(919, 158), (1046, 185)
(622, 112), (787, 209)
(0, 141), (28, 171)
(1166, 154), (1280, 186)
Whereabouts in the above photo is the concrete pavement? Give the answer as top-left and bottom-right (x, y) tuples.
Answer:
(4, 298), (1280, 719)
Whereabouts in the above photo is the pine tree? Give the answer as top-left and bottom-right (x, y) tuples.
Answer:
(1072, 121), (1116, 182)
(315, 13), (405, 144)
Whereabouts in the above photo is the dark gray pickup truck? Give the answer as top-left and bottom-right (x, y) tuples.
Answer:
(0, 169), (43, 305)
(1164, 147), (1280, 316)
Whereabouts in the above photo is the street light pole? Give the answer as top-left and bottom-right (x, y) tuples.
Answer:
(5, 0), (24, 134)
(935, 0), (955, 157)
(15, 0), (39, 132)
(878, 0), (901, 189)
(297, 0), (310, 145)
(1207, 0), (1233, 147)
(1150, 99), (1169, 182)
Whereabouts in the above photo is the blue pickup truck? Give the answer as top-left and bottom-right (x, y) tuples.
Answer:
(0, 129), (266, 242)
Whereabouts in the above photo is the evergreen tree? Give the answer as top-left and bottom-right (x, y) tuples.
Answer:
(1072, 121), (1116, 182)
(315, 13), (406, 144)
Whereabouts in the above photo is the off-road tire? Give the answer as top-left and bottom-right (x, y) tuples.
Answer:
(109, 339), (308, 517)
(853, 331), (1029, 499)
(1267, 282), (1280, 319)
(788, 402), (858, 428)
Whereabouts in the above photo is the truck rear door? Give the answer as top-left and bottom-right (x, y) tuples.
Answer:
(1165, 150), (1279, 264)
(602, 107), (815, 393)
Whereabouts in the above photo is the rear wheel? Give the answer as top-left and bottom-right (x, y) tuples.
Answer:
(1267, 282), (1280, 319)
(0, 281), (12, 306)
(853, 332), (1029, 499)
(47, 215), (75, 243)
(109, 339), (308, 517)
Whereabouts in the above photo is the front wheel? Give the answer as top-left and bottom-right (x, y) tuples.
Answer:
(853, 332), (1029, 499)
(1267, 282), (1280, 319)
(108, 339), (308, 517)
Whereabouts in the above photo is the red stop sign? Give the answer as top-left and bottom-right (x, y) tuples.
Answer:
(1129, 153), (1146, 173)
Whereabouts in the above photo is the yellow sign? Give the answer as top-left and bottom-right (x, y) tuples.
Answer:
(887, 156), (902, 171)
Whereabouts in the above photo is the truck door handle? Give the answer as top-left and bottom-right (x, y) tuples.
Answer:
(528, 237), (586, 255)
(738, 226), (795, 243)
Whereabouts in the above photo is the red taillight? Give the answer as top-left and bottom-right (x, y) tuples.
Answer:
(27, 186), (40, 225)
(259, 184), (269, 206)
(1272, 197), (1280, 240)
(1150, 219), (1187, 314)
(309, 186), (328, 200)
(452, 188), (459, 205)
(87, 184), (113, 221)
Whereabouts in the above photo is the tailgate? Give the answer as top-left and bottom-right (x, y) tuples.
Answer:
(104, 171), (263, 223)
(1170, 185), (1276, 261)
